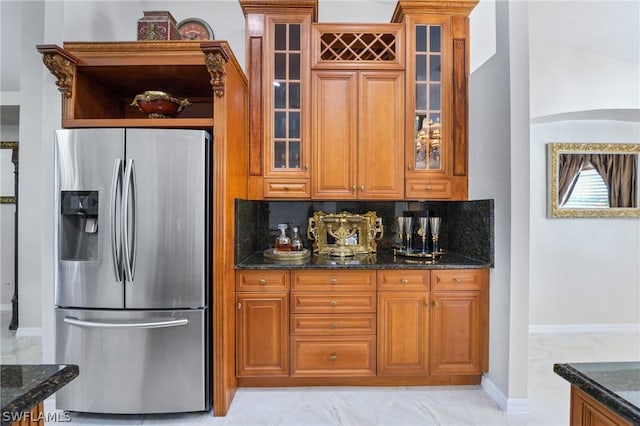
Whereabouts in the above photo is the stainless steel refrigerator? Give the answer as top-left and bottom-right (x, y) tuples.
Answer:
(54, 128), (210, 414)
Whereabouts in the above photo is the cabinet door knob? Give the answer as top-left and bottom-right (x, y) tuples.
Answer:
(237, 302), (242, 310)
(424, 300), (430, 308)
(408, 164), (413, 170)
(304, 164), (309, 170)
(330, 300), (338, 306)
(400, 278), (409, 284)
(329, 323), (337, 329)
(433, 301), (439, 308)
(258, 278), (266, 284)
(329, 278), (338, 284)
(360, 185), (365, 192)
(330, 354), (338, 361)
(352, 185), (356, 192)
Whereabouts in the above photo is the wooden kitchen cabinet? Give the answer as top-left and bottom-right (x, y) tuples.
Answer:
(393, 1), (478, 200)
(377, 270), (430, 376)
(236, 271), (289, 377)
(311, 70), (404, 200)
(430, 269), (488, 375)
(290, 270), (376, 377)
(240, 1), (317, 199)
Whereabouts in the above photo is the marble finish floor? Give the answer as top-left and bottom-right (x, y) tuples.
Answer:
(2, 312), (638, 425)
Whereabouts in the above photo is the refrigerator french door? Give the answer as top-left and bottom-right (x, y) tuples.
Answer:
(54, 128), (210, 414)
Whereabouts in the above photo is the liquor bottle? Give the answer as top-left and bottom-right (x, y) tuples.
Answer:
(275, 224), (291, 252)
(290, 227), (304, 251)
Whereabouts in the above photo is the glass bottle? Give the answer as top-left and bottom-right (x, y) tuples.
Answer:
(275, 224), (291, 252)
(290, 227), (304, 251)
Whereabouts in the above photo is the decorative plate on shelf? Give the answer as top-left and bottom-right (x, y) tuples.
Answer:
(177, 18), (214, 40)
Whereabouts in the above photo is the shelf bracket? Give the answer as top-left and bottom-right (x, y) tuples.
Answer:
(36, 45), (78, 99)
(204, 51), (227, 98)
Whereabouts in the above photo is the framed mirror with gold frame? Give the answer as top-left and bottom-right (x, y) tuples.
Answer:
(547, 143), (639, 218)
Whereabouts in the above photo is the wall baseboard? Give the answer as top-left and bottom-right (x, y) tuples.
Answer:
(15, 327), (42, 337)
(529, 323), (640, 334)
(481, 376), (531, 413)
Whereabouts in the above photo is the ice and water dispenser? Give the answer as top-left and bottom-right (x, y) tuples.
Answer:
(59, 191), (99, 261)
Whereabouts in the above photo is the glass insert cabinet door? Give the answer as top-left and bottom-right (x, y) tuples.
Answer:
(266, 17), (310, 177)
(413, 23), (442, 171)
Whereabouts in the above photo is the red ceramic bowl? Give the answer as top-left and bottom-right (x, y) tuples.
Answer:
(131, 91), (191, 118)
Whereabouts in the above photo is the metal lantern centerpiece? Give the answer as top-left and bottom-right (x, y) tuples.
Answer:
(307, 211), (383, 257)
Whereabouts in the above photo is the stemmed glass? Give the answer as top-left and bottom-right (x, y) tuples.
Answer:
(403, 217), (413, 252)
(429, 217), (441, 255)
(418, 217), (428, 253)
(396, 216), (405, 249)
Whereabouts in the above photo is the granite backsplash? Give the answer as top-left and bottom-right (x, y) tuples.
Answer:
(235, 199), (494, 267)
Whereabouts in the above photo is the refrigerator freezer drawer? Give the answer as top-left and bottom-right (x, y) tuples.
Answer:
(55, 309), (207, 414)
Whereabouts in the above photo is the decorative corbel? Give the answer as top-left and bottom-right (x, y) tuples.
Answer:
(205, 51), (227, 98)
(36, 45), (77, 98)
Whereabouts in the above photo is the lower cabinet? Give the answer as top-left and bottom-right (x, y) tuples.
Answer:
(236, 271), (289, 377)
(236, 267), (488, 382)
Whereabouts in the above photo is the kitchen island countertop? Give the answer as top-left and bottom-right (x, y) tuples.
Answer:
(554, 362), (640, 425)
(1, 364), (78, 425)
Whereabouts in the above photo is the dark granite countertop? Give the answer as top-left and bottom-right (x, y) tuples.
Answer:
(1, 364), (78, 424)
(236, 250), (491, 270)
(554, 362), (640, 425)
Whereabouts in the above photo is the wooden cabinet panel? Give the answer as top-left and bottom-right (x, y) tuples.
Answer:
(570, 386), (632, 426)
(291, 270), (376, 291)
(236, 270), (289, 291)
(291, 313), (376, 335)
(377, 291), (430, 376)
(312, 70), (404, 200)
(291, 292), (376, 314)
(430, 290), (484, 375)
(311, 71), (358, 199)
(236, 292), (289, 377)
(431, 269), (487, 291)
(291, 336), (376, 377)
(377, 270), (430, 291)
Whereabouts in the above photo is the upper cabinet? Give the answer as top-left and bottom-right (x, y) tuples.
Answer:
(36, 41), (242, 130)
(240, 0), (317, 199)
(241, 0), (477, 201)
(311, 24), (405, 200)
(393, 0), (478, 200)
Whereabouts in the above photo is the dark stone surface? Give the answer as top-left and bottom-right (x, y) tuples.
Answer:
(1, 364), (78, 423)
(237, 250), (490, 270)
(235, 199), (494, 267)
(554, 362), (640, 425)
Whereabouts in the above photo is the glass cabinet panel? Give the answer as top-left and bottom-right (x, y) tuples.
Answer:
(413, 24), (442, 171)
(272, 23), (302, 170)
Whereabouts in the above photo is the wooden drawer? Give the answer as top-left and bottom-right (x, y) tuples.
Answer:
(236, 270), (289, 291)
(291, 270), (376, 291)
(431, 269), (487, 291)
(377, 270), (430, 291)
(291, 313), (376, 335)
(291, 336), (376, 377)
(405, 179), (452, 199)
(264, 179), (310, 199)
(291, 292), (376, 313)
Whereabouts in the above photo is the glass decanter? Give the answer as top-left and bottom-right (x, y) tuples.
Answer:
(275, 224), (291, 252)
(290, 226), (304, 252)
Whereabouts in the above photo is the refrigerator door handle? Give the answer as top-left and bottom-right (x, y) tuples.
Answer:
(122, 159), (137, 282)
(63, 316), (189, 329)
(110, 159), (123, 281)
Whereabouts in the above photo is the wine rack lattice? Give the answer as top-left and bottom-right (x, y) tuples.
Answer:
(319, 31), (398, 62)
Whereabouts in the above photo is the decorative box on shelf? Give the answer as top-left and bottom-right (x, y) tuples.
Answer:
(137, 11), (181, 41)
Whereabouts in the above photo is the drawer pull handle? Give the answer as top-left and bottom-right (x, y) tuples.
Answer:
(400, 278), (409, 284)
(426, 186), (433, 190)
(329, 278), (338, 284)
(330, 354), (337, 361)
(330, 300), (338, 306)
(258, 278), (266, 284)
(455, 278), (462, 283)
(329, 323), (337, 329)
